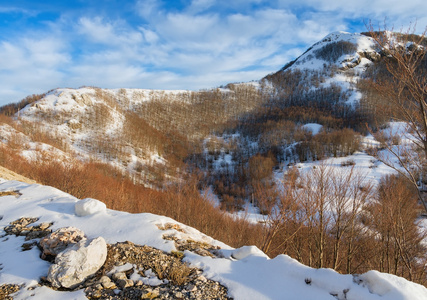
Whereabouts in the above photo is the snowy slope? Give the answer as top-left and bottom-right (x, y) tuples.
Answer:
(267, 31), (380, 108)
(1, 179), (426, 300)
(11, 87), (194, 187)
(285, 31), (378, 72)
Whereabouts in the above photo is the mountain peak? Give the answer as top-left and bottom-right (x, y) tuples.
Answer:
(281, 31), (377, 72)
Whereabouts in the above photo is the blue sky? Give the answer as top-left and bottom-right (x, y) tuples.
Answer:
(0, 0), (426, 105)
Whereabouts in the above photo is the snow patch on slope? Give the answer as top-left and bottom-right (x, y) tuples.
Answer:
(289, 31), (377, 71)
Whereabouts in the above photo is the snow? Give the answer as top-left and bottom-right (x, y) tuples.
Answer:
(302, 123), (322, 135)
(289, 32), (376, 72)
(231, 245), (269, 260)
(1, 179), (426, 299)
(184, 250), (427, 300)
(277, 151), (396, 188)
(74, 198), (107, 216)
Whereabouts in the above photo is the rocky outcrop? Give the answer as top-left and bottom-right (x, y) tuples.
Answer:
(359, 50), (381, 62)
(84, 241), (231, 300)
(39, 227), (85, 259)
(3, 217), (52, 241)
(2, 218), (231, 299)
(47, 236), (107, 289)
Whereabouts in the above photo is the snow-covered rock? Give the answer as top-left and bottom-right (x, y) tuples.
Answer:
(47, 237), (107, 289)
(231, 245), (269, 260)
(75, 198), (106, 216)
(40, 227), (86, 258)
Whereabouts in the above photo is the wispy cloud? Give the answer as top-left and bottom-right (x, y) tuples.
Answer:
(0, 0), (426, 105)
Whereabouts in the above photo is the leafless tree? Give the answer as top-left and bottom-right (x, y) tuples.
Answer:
(366, 23), (427, 213)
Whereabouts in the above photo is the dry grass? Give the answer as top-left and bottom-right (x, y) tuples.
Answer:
(0, 166), (36, 184)
(167, 262), (194, 286)
(0, 191), (20, 197)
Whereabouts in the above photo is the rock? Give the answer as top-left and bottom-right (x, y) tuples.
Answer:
(112, 272), (127, 281)
(40, 227), (85, 258)
(98, 275), (117, 289)
(186, 284), (197, 292)
(47, 237), (107, 289)
(117, 279), (134, 289)
(75, 198), (107, 217)
(99, 275), (112, 285)
(103, 281), (117, 289)
(39, 222), (52, 230)
(135, 280), (143, 287)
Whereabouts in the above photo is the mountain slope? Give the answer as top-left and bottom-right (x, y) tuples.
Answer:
(1, 179), (426, 300)
(281, 31), (378, 72)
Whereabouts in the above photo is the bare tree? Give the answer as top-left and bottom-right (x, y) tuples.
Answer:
(366, 23), (427, 213)
(329, 166), (374, 270)
(365, 175), (427, 281)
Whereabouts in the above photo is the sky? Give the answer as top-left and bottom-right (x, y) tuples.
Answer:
(0, 0), (426, 106)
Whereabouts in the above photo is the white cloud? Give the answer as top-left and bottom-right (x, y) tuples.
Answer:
(1, 0), (426, 106)
(0, 34), (70, 103)
(78, 17), (143, 46)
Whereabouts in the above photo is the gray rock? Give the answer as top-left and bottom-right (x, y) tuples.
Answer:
(47, 236), (107, 289)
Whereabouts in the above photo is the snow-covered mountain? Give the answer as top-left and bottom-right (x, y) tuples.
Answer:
(1, 179), (426, 300)
(281, 31), (379, 72)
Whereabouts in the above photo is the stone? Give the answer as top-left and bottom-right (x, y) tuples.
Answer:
(103, 281), (117, 289)
(75, 198), (107, 217)
(186, 284), (197, 292)
(112, 272), (127, 281)
(135, 280), (143, 287)
(39, 227), (85, 258)
(39, 222), (51, 230)
(47, 236), (107, 289)
(117, 279), (134, 289)
(99, 275), (112, 285)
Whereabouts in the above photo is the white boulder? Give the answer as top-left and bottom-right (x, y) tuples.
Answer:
(75, 198), (106, 217)
(47, 236), (107, 289)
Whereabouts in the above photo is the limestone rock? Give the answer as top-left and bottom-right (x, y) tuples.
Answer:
(75, 198), (107, 217)
(40, 227), (85, 258)
(47, 236), (107, 289)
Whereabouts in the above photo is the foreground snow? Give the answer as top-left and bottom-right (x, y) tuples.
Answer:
(1, 179), (426, 299)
